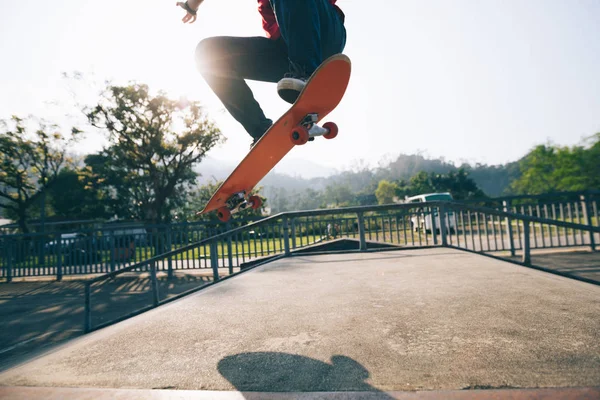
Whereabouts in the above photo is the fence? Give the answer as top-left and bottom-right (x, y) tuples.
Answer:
(78, 201), (599, 332)
(461, 190), (599, 224)
(2, 193), (599, 282)
(0, 219), (258, 281)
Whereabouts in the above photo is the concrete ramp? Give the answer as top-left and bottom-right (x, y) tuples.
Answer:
(0, 248), (599, 394)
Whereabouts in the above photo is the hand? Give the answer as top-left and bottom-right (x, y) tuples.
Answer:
(176, 1), (200, 24)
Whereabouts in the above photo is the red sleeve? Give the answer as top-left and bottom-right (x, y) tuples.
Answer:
(258, 0), (281, 40)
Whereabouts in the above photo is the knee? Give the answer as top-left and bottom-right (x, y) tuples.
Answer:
(195, 37), (219, 74)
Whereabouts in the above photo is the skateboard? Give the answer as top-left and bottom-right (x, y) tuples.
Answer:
(197, 53), (351, 222)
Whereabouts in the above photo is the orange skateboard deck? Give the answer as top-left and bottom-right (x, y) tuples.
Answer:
(197, 53), (351, 222)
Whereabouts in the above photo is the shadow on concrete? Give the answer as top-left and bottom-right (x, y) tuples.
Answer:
(218, 352), (394, 397)
(287, 252), (461, 266)
(501, 250), (600, 286)
(292, 239), (401, 254)
(0, 271), (218, 371)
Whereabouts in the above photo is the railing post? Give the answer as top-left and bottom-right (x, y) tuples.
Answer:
(109, 234), (116, 273)
(84, 282), (92, 333)
(283, 216), (291, 256)
(581, 194), (596, 251)
(226, 224), (234, 275)
(503, 200), (516, 256)
(210, 241), (220, 282)
(6, 238), (13, 283)
(150, 262), (160, 307)
(357, 212), (367, 252)
(167, 225), (173, 279)
(38, 232), (46, 269)
(522, 221), (531, 265)
(439, 204), (448, 247)
(430, 207), (438, 245)
(291, 218), (297, 250)
(55, 233), (63, 281)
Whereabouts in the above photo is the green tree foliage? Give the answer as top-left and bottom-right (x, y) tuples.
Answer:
(394, 168), (485, 200)
(375, 180), (399, 204)
(47, 168), (108, 220)
(323, 183), (355, 207)
(264, 186), (326, 213)
(510, 134), (600, 195)
(406, 171), (436, 196)
(583, 133), (600, 189)
(85, 83), (224, 223)
(431, 169), (486, 200)
(0, 116), (79, 232)
(292, 188), (325, 211)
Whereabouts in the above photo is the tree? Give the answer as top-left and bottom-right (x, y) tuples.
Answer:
(375, 180), (399, 204)
(293, 188), (325, 210)
(400, 169), (485, 200)
(510, 145), (559, 195)
(433, 168), (486, 200)
(407, 171), (436, 195)
(582, 133), (600, 189)
(269, 186), (291, 214)
(85, 83), (224, 223)
(510, 135), (600, 195)
(0, 116), (79, 233)
(47, 168), (109, 220)
(323, 183), (355, 207)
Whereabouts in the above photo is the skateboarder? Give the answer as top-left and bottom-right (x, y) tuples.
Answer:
(176, 0), (346, 146)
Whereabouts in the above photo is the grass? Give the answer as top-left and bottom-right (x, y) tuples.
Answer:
(1, 235), (326, 271)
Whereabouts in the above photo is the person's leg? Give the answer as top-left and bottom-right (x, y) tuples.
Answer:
(195, 36), (289, 140)
(270, 0), (346, 102)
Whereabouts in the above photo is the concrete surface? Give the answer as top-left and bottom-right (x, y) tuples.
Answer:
(0, 248), (598, 393)
(503, 249), (600, 284)
(1, 386), (599, 400)
(0, 269), (225, 371)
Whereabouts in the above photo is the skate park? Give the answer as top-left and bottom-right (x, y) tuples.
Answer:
(1, 1), (600, 397)
(1, 199), (599, 399)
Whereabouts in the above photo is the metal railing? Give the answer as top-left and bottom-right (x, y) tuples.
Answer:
(2, 190), (597, 281)
(80, 201), (599, 332)
(461, 190), (599, 226)
(0, 220), (258, 281)
(437, 202), (598, 259)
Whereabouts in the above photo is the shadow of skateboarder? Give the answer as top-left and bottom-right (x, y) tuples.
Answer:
(218, 351), (394, 398)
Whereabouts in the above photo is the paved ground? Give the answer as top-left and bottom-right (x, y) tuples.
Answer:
(503, 249), (600, 284)
(1, 386), (599, 399)
(0, 269), (231, 371)
(0, 248), (598, 394)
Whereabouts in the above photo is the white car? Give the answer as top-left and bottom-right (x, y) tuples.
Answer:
(405, 192), (456, 234)
(44, 233), (80, 252)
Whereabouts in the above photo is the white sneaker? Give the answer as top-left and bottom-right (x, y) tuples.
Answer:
(277, 75), (307, 104)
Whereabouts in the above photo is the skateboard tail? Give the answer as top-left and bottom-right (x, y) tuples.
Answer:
(295, 54), (351, 112)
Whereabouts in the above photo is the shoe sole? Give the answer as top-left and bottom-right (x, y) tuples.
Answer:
(277, 80), (305, 104)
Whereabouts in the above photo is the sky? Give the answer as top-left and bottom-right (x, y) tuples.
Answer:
(1, 0), (599, 175)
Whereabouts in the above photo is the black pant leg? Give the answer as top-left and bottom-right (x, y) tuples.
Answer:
(195, 36), (290, 138)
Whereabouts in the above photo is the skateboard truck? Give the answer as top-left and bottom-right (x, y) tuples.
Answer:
(216, 192), (262, 222)
(290, 113), (338, 145)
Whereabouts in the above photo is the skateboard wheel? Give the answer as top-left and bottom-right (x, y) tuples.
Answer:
(249, 195), (262, 210)
(217, 207), (231, 222)
(290, 126), (309, 145)
(323, 122), (338, 139)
